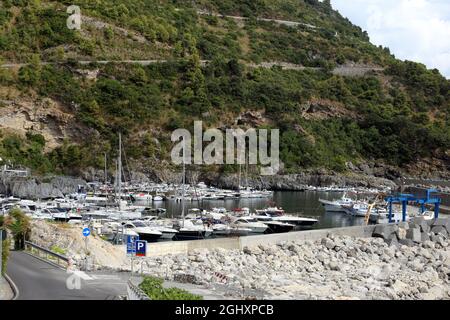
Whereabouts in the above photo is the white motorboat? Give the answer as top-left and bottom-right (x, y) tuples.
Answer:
(173, 219), (213, 240)
(212, 223), (252, 236)
(141, 219), (178, 240)
(231, 217), (268, 234)
(271, 215), (318, 227)
(122, 220), (162, 242)
(245, 213), (296, 233)
(252, 209), (318, 227)
(153, 195), (164, 202)
(132, 193), (153, 206)
(51, 209), (83, 222)
(319, 194), (354, 212)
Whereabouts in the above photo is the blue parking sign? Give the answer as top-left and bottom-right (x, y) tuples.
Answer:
(126, 235), (139, 255)
(135, 240), (147, 257)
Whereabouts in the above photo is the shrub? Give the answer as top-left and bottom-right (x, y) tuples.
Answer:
(139, 276), (203, 300)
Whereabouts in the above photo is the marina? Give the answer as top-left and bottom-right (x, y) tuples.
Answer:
(1, 182), (444, 244)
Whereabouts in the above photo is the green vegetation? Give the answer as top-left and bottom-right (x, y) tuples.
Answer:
(5, 208), (31, 250)
(0, 216), (10, 275)
(0, 0), (449, 175)
(139, 276), (203, 300)
(50, 245), (67, 255)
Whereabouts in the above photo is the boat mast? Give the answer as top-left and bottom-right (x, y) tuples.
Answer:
(181, 139), (186, 228)
(118, 133), (122, 211)
(238, 164), (241, 191)
(104, 152), (107, 186)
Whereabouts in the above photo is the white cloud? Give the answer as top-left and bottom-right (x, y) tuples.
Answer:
(331, 0), (450, 78)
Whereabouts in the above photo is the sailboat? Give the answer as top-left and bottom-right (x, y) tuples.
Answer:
(108, 133), (142, 220)
(173, 142), (213, 240)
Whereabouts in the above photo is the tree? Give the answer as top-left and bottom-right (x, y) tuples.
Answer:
(7, 208), (31, 250)
(0, 216), (10, 275)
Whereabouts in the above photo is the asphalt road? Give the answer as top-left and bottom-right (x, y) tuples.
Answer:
(8, 251), (129, 300)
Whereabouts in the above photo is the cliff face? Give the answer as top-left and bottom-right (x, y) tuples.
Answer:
(0, 0), (449, 177)
(0, 175), (85, 199)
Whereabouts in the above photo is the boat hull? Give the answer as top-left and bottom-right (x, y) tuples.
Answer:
(264, 223), (295, 234)
(174, 230), (212, 241)
(136, 232), (162, 242)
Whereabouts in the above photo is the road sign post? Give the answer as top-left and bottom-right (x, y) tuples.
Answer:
(126, 235), (139, 256)
(135, 240), (147, 257)
(82, 227), (90, 270)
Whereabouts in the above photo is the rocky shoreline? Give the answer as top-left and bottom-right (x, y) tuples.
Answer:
(29, 219), (450, 300)
(139, 234), (450, 300)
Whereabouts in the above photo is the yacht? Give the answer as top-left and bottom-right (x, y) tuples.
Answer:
(271, 215), (318, 227)
(253, 209), (318, 227)
(141, 219), (178, 240)
(51, 209), (83, 223)
(173, 219), (213, 240)
(231, 217), (268, 234)
(122, 220), (163, 242)
(246, 213), (296, 233)
(211, 224), (252, 237)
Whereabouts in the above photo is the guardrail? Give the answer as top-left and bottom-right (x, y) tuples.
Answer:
(24, 241), (70, 269)
(127, 279), (151, 300)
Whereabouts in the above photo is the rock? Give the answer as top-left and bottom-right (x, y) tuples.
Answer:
(431, 226), (448, 238)
(406, 228), (422, 243)
(373, 225), (398, 240)
(422, 240), (435, 249)
(385, 237), (399, 247)
(321, 238), (335, 250)
(432, 218), (450, 232)
(243, 246), (263, 255)
(396, 228), (407, 240)
(421, 232), (431, 243)
(399, 239), (415, 247)
(398, 222), (410, 231)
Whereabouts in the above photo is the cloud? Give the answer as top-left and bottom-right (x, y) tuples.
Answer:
(331, 0), (450, 78)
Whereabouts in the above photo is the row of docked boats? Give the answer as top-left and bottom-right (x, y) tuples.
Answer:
(0, 194), (318, 242)
(318, 194), (435, 223)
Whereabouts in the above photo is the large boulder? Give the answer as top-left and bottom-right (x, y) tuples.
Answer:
(432, 218), (450, 232)
(406, 228), (422, 243)
(373, 224), (398, 240)
(431, 226), (448, 238)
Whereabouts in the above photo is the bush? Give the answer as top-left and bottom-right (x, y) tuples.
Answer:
(139, 276), (203, 300)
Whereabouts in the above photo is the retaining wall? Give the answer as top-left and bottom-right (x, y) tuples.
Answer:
(146, 225), (377, 257)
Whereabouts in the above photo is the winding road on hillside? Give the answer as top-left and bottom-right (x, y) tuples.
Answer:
(7, 251), (129, 300)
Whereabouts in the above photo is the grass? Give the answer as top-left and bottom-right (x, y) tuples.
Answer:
(139, 276), (203, 300)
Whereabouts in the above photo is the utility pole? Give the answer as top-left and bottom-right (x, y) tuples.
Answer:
(0, 229), (3, 275)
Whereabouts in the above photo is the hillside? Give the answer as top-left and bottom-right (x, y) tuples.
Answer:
(0, 0), (449, 180)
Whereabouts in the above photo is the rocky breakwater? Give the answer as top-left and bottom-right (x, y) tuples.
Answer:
(373, 217), (450, 248)
(0, 175), (86, 199)
(138, 231), (450, 300)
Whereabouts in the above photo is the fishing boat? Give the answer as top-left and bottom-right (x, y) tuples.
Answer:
(319, 194), (354, 212)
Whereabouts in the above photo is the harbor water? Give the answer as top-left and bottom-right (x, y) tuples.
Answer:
(150, 191), (370, 230)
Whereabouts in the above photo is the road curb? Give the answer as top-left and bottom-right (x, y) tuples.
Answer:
(4, 273), (19, 300)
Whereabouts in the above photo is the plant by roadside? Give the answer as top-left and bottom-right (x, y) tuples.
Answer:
(139, 276), (203, 300)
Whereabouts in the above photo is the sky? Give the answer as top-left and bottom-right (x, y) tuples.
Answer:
(330, 0), (450, 78)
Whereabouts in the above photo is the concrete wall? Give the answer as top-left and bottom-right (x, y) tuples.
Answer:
(146, 225), (377, 257)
